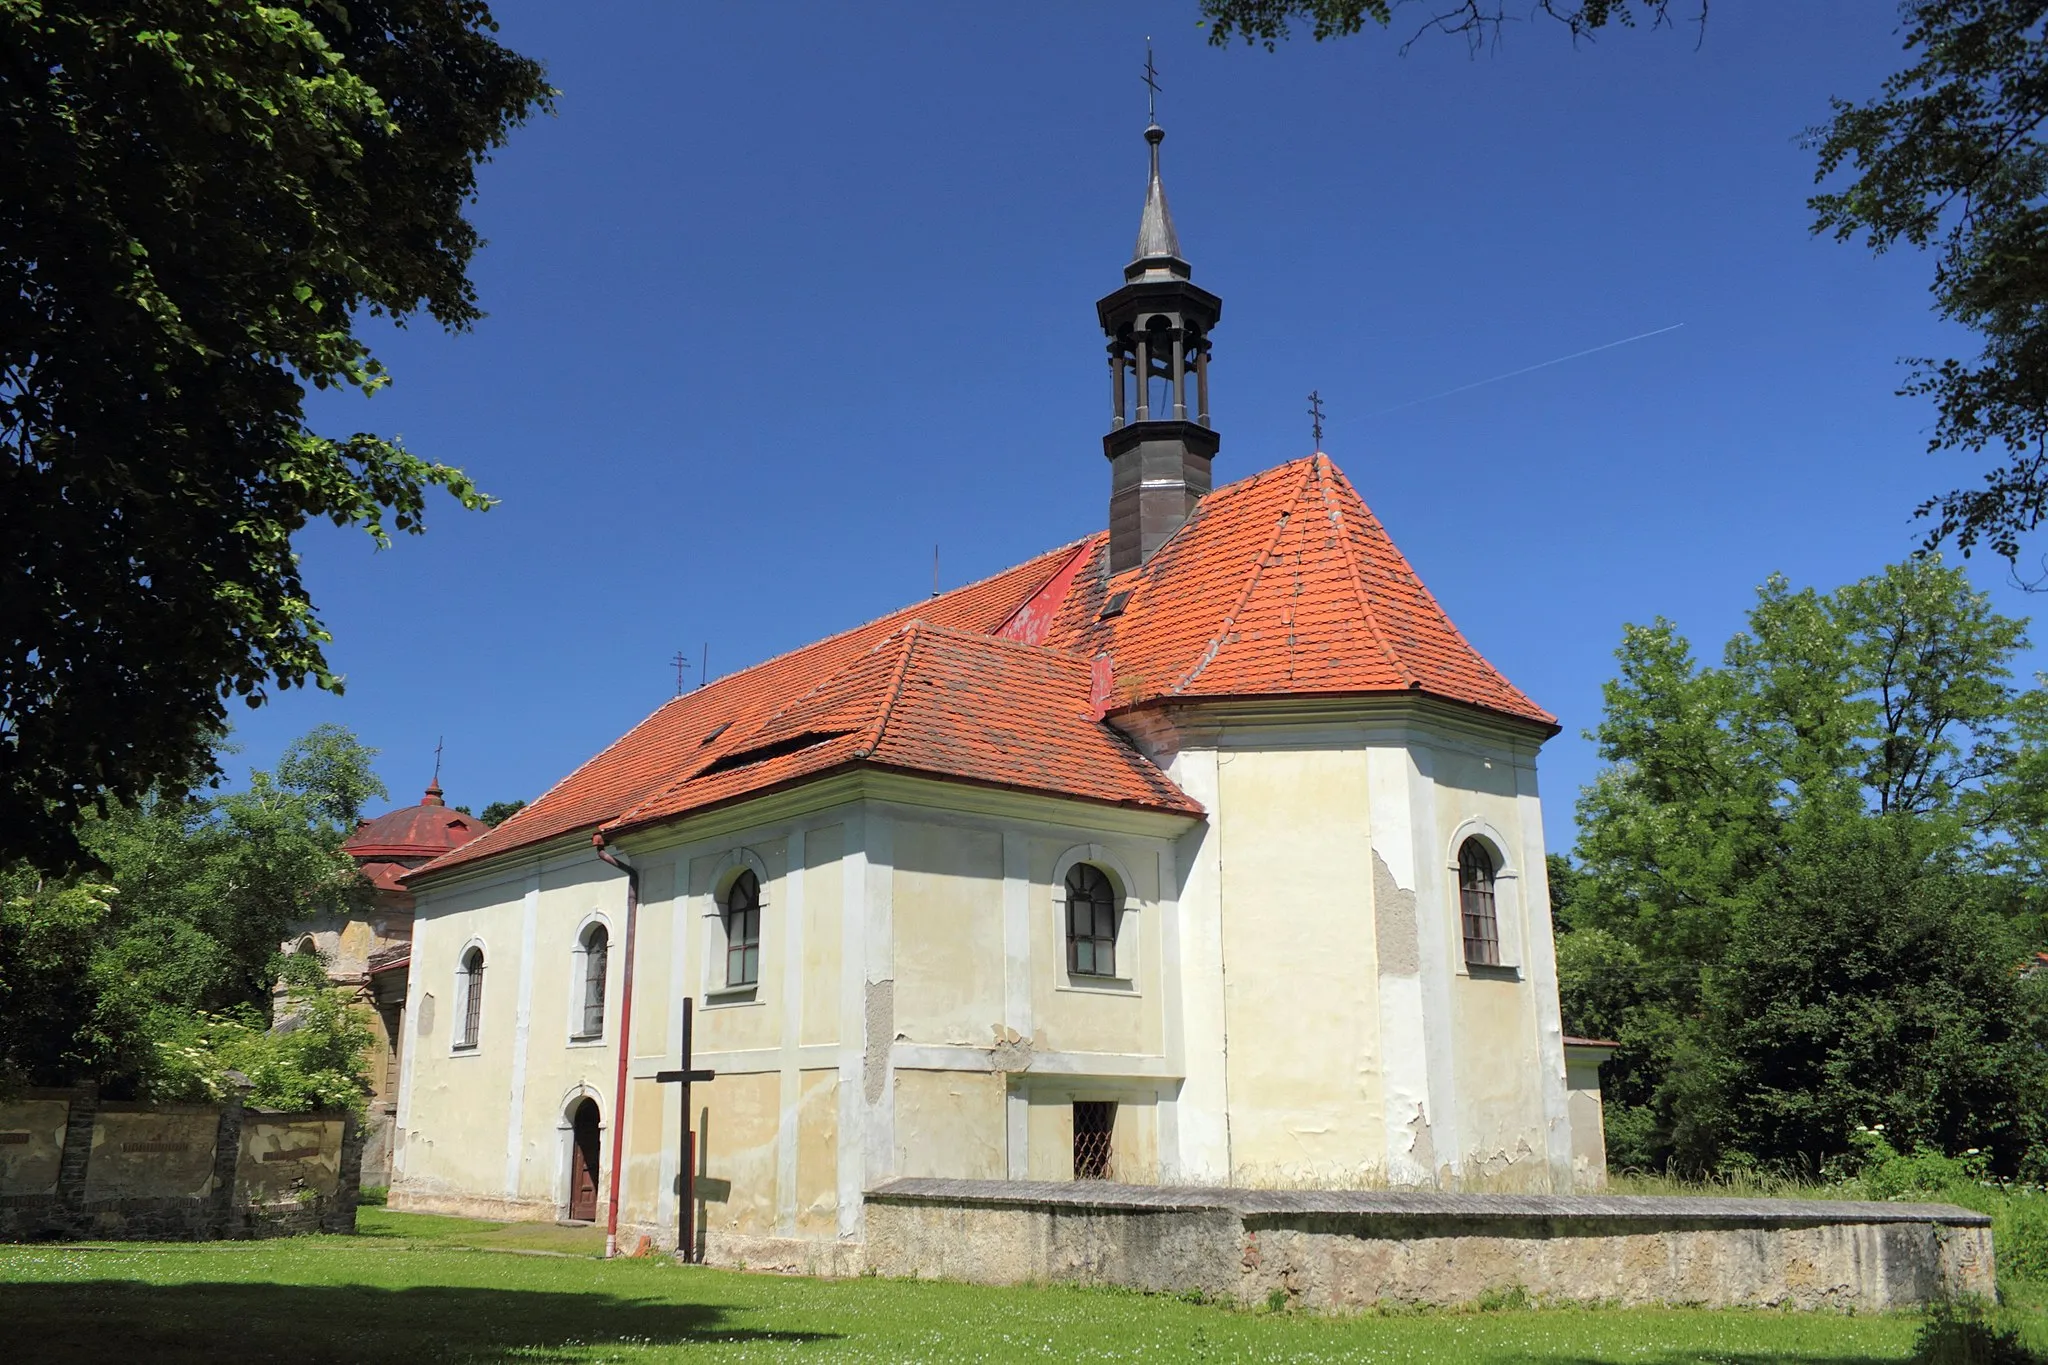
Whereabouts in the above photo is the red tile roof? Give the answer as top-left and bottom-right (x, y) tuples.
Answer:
(1040, 455), (1554, 726)
(413, 543), (1098, 880)
(607, 622), (1202, 835)
(409, 454), (1548, 885)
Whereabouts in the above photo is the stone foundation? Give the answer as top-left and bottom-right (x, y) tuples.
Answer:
(865, 1179), (1996, 1311)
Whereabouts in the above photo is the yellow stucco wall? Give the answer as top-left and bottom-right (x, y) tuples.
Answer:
(1216, 746), (1386, 1182)
(895, 1070), (1005, 1178)
(893, 824), (1004, 1047)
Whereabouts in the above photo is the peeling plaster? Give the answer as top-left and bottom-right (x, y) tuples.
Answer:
(989, 1025), (1034, 1074)
(863, 980), (894, 1105)
(1371, 850), (1419, 977)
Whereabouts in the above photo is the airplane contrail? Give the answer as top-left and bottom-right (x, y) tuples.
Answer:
(1370, 323), (1685, 417)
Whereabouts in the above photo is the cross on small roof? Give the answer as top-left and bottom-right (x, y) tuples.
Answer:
(1308, 390), (1326, 447)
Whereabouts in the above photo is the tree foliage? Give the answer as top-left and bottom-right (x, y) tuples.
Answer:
(0, 726), (384, 1099)
(0, 2), (551, 868)
(1559, 558), (2048, 1177)
(1201, 1), (2048, 572)
(478, 798), (526, 828)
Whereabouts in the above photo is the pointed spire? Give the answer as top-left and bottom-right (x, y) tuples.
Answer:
(1130, 124), (1189, 281)
(1135, 125), (1181, 259)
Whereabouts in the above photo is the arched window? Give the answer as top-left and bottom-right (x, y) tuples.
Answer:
(724, 870), (760, 988)
(458, 946), (485, 1048)
(1458, 839), (1500, 967)
(576, 924), (608, 1039)
(1065, 864), (1118, 978)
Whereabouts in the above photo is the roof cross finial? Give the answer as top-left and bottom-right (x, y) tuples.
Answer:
(432, 735), (444, 785)
(671, 649), (691, 697)
(1143, 40), (1161, 125)
(1309, 390), (1326, 448)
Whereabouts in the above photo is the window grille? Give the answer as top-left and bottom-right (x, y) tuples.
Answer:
(459, 948), (485, 1048)
(1065, 864), (1117, 978)
(1073, 1101), (1116, 1180)
(578, 926), (608, 1038)
(1459, 839), (1501, 967)
(724, 870), (761, 988)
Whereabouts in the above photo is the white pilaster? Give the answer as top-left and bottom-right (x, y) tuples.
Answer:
(1405, 742), (1460, 1181)
(1001, 831), (1033, 1179)
(776, 829), (805, 1235)
(1367, 743), (1434, 1187)
(861, 812), (896, 1192)
(1154, 845), (1185, 1181)
(835, 809), (868, 1240)
(1167, 746), (1230, 1181)
(1516, 760), (1574, 1190)
(503, 867), (541, 1200)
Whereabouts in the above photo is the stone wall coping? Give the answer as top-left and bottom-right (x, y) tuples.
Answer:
(867, 1178), (1992, 1228)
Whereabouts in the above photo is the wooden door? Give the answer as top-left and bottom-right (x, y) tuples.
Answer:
(569, 1100), (600, 1222)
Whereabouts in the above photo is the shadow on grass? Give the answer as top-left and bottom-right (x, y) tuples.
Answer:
(3, 1279), (836, 1363)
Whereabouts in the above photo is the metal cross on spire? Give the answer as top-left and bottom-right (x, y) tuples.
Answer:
(432, 735), (444, 785)
(1309, 390), (1326, 448)
(1143, 40), (1161, 123)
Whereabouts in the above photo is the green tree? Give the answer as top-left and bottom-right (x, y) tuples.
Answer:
(0, 725), (381, 1096)
(478, 799), (526, 827)
(1563, 557), (2048, 1176)
(0, 2), (552, 868)
(1200, 1), (2048, 569)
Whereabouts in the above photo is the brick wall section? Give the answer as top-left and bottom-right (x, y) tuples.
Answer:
(54, 1081), (95, 1201)
(0, 1085), (362, 1243)
(207, 1089), (247, 1238)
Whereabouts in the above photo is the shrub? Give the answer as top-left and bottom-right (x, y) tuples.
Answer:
(1910, 1298), (2040, 1365)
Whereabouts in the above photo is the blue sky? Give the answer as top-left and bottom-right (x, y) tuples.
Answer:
(241, 1), (2043, 855)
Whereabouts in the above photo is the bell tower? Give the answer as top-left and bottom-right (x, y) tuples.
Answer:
(1097, 117), (1222, 573)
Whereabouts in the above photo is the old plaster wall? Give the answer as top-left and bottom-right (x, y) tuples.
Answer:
(0, 1098), (68, 1196)
(0, 1088), (361, 1242)
(392, 862), (540, 1219)
(892, 823), (1003, 1046)
(1213, 744), (1385, 1183)
(1431, 746), (1555, 1186)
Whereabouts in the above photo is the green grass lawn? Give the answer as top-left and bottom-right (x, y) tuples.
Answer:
(0, 1208), (2035, 1364)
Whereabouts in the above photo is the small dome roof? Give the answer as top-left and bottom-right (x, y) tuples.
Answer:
(345, 783), (487, 861)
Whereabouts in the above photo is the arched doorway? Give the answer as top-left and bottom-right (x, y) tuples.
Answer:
(568, 1099), (600, 1222)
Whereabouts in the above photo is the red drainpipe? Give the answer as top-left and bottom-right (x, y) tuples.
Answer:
(592, 833), (639, 1259)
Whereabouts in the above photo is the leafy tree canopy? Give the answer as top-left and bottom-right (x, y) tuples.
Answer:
(0, 2), (552, 869)
(479, 798), (526, 827)
(0, 725), (382, 1099)
(1559, 557), (2048, 1177)
(1200, 1), (2048, 571)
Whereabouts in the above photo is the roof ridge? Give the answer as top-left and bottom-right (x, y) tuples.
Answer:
(1170, 456), (1320, 696)
(1323, 458), (1549, 718)
(679, 538), (1093, 708)
(1314, 454), (1418, 690)
(859, 621), (926, 759)
(910, 617), (1094, 665)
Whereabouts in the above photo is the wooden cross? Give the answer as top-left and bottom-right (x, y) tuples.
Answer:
(655, 997), (716, 1262)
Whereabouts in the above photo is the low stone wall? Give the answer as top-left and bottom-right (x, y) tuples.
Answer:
(866, 1178), (1996, 1311)
(0, 1085), (364, 1242)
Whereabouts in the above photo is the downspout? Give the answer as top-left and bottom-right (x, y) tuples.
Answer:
(593, 833), (639, 1259)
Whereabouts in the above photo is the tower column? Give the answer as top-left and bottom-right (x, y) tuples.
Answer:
(1171, 331), (1187, 420)
(1134, 335), (1150, 421)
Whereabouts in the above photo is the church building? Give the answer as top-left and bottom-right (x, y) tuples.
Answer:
(390, 116), (1601, 1266)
